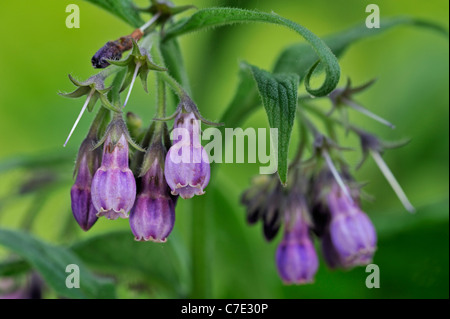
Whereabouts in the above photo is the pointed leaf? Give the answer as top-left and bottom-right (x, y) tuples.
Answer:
(274, 17), (448, 76)
(71, 231), (190, 297)
(0, 228), (115, 299)
(83, 0), (144, 28)
(244, 62), (299, 185)
(163, 7), (340, 97)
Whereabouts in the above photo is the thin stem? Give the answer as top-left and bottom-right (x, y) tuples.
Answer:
(343, 98), (396, 129)
(151, 37), (188, 100)
(160, 72), (187, 99)
(87, 106), (109, 139)
(289, 111), (307, 169)
(302, 101), (361, 135)
(370, 150), (415, 213)
(323, 150), (354, 205)
(139, 12), (161, 33)
(63, 89), (95, 147)
(123, 62), (141, 108)
(156, 74), (166, 118)
(97, 64), (123, 80)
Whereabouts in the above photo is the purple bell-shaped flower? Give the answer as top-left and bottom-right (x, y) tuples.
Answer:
(130, 140), (177, 242)
(323, 183), (377, 268)
(276, 198), (318, 284)
(91, 131), (136, 220)
(164, 111), (210, 199)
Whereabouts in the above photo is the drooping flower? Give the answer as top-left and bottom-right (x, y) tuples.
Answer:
(130, 129), (177, 242)
(70, 138), (101, 231)
(276, 195), (318, 285)
(164, 111), (210, 199)
(241, 174), (284, 241)
(91, 118), (138, 220)
(70, 106), (109, 231)
(323, 183), (377, 268)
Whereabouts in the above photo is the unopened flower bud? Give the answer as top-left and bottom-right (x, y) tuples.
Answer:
(71, 137), (101, 231)
(276, 201), (318, 285)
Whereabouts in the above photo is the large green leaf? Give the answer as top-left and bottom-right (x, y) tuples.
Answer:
(0, 228), (115, 299)
(274, 16), (448, 75)
(71, 231), (190, 297)
(84, 0), (144, 28)
(221, 16), (448, 130)
(244, 63), (299, 185)
(163, 7), (340, 97)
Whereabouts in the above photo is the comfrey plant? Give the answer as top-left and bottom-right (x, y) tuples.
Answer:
(58, 0), (447, 292)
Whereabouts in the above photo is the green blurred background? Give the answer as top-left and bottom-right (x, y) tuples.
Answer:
(0, 0), (448, 298)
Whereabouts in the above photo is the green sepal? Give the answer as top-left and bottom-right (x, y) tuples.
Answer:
(107, 39), (166, 95)
(58, 86), (90, 98)
(61, 74), (117, 113)
(140, 68), (150, 93)
(106, 56), (133, 67)
(99, 94), (121, 113)
(87, 93), (100, 112)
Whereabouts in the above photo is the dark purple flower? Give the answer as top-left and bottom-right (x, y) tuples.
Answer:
(130, 157), (177, 242)
(71, 153), (99, 231)
(276, 203), (318, 285)
(91, 133), (136, 220)
(92, 41), (123, 69)
(164, 112), (210, 199)
(323, 184), (377, 268)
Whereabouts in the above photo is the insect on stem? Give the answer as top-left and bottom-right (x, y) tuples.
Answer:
(63, 89), (96, 147)
(323, 150), (354, 205)
(370, 150), (415, 213)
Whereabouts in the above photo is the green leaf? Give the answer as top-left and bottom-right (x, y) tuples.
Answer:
(71, 231), (190, 297)
(0, 258), (31, 277)
(244, 63), (299, 184)
(0, 228), (115, 299)
(163, 7), (340, 97)
(84, 0), (144, 28)
(274, 16), (448, 76)
(221, 16), (448, 130)
(0, 151), (73, 173)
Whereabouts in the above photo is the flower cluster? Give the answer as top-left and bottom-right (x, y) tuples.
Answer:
(242, 167), (377, 284)
(69, 101), (211, 242)
(242, 79), (413, 284)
